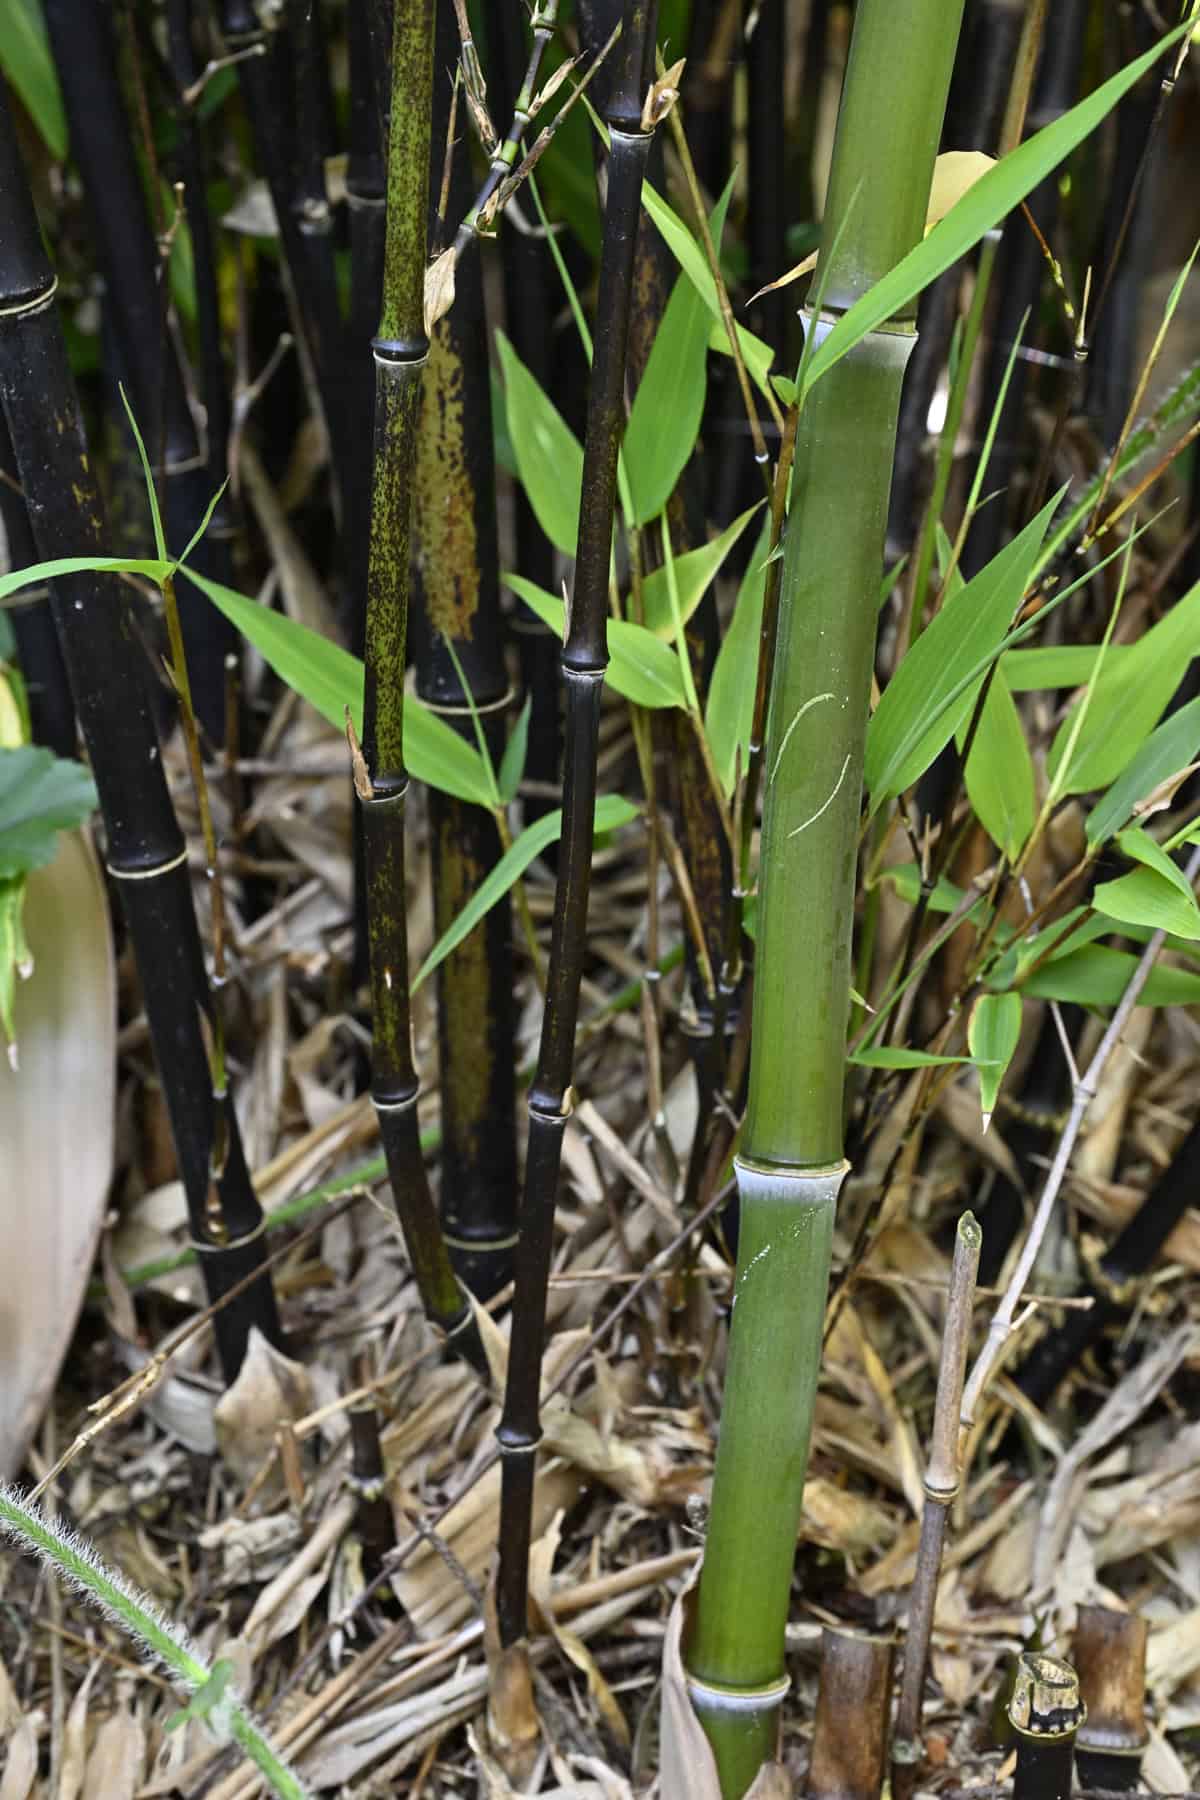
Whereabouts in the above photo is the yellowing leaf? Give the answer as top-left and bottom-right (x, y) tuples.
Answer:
(750, 151), (996, 301)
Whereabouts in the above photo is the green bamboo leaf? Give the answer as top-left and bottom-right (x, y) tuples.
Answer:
(0, 556), (172, 599)
(117, 385), (166, 563)
(504, 574), (688, 709)
(641, 504), (762, 636)
(866, 492), (1061, 807)
(957, 669), (1034, 860)
(0, 746), (97, 878)
(623, 270), (710, 526)
(413, 793), (640, 991)
(640, 179), (775, 398)
(497, 695), (532, 807)
(847, 1046), (975, 1070)
(1013, 944), (1200, 1008)
(967, 991), (1022, 1126)
(1002, 644), (1129, 690)
(1047, 579), (1200, 795)
(1093, 864), (1200, 941)
(180, 567), (494, 807)
(1086, 697), (1200, 845)
(802, 17), (1191, 398)
(0, 0), (66, 158)
(495, 331), (584, 556)
(705, 520), (770, 797)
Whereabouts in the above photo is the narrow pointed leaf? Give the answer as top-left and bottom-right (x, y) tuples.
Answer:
(0, 556), (172, 599)
(967, 990), (1022, 1124)
(497, 695), (532, 807)
(495, 331), (584, 556)
(1086, 697), (1200, 844)
(1048, 579), (1200, 795)
(413, 794), (639, 991)
(957, 669), (1034, 860)
(181, 567), (494, 806)
(705, 520), (770, 797)
(866, 493), (1061, 807)
(641, 504), (762, 636)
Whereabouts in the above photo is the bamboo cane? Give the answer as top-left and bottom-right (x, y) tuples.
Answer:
(683, 3), (967, 1790)
(493, 0), (660, 1649)
(0, 79), (281, 1381)
(356, 0), (478, 1359)
(411, 0), (518, 1303)
(42, 0), (235, 742)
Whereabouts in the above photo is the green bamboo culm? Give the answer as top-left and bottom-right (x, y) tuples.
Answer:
(357, 0), (478, 1359)
(684, 2), (967, 1792)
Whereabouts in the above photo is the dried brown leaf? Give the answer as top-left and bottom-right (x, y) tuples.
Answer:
(659, 1568), (722, 1800)
(424, 245), (457, 337)
(529, 1510), (629, 1748)
(213, 1327), (314, 1489)
(81, 1701), (143, 1800)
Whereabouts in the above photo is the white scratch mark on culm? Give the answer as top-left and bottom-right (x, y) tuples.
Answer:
(769, 692), (834, 788)
(787, 753), (852, 839)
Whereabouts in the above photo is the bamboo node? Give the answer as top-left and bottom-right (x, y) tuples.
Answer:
(684, 1670), (790, 1713)
(106, 846), (189, 882)
(1008, 1652), (1085, 1740)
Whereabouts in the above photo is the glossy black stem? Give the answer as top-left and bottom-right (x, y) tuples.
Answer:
(745, 0), (788, 359)
(0, 80), (281, 1380)
(164, 0), (236, 526)
(488, 0), (561, 820)
(0, 412), (74, 757)
(42, 0), (234, 743)
(495, 0), (658, 1649)
(217, 0), (350, 505)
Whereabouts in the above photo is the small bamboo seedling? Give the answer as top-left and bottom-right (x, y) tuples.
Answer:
(1073, 1605), (1148, 1791)
(892, 1212), (982, 1800)
(1008, 1653), (1085, 1800)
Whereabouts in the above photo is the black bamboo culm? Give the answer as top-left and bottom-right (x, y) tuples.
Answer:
(164, 0), (238, 565)
(216, 0), (351, 504)
(0, 80), (281, 1381)
(1008, 1653), (1085, 1800)
(487, 0), (561, 823)
(494, 0), (660, 1649)
(0, 411), (74, 758)
(745, 0), (788, 360)
(412, 0), (518, 1302)
(42, 0), (234, 743)
(357, 0), (479, 1363)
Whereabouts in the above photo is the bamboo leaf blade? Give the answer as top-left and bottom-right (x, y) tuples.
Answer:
(967, 990), (1022, 1125)
(1047, 579), (1200, 795)
(504, 574), (689, 708)
(865, 493), (1062, 807)
(704, 520), (770, 798)
(0, 0), (66, 158)
(1086, 697), (1200, 844)
(640, 503), (761, 635)
(181, 567), (494, 806)
(640, 180), (775, 396)
(1015, 944), (1200, 1007)
(413, 794), (640, 990)
(495, 331), (584, 556)
(0, 556), (173, 598)
(1093, 865), (1200, 940)
(623, 268), (710, 525)
(957, 670), (1034, 860)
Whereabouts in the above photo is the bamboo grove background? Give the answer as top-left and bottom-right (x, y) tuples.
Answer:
(1, 0), (1200, 1793)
